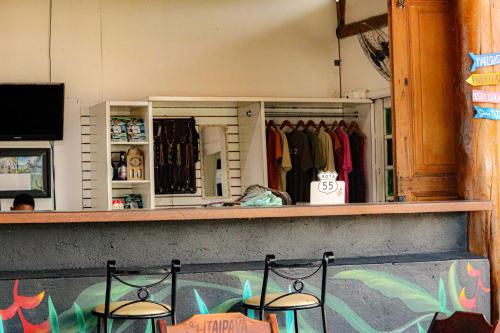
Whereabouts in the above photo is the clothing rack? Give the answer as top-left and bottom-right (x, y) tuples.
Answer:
(265, 111), (359, 118)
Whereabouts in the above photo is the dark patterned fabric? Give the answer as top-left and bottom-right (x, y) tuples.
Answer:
(154, 118), (199, 194)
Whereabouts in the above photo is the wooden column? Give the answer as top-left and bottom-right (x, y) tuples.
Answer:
(456, 0), (500, 320)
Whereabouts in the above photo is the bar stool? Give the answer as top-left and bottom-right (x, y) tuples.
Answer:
(92, 260), (180, 333)
(242, 252), (334, 333)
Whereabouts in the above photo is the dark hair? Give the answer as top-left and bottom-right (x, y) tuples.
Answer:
(13, 193), (35, 209)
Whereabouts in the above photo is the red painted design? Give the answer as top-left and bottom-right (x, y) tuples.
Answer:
(0, 280), (50, 333)
(460, 263), (490, 312)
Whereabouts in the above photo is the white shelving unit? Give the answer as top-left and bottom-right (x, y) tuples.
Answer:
(88, 101), (154, 210)
(87, 97), (378, 209)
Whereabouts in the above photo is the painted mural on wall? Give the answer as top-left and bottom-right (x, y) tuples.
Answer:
(0, 261), (490, 333)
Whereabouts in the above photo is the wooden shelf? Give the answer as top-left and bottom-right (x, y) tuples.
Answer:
(111, 142), (149, 145)
(0, 201), (491, 224)
(112, 180), (150, 185)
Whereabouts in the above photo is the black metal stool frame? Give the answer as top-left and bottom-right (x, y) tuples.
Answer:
(92, 260), (180, 333)
(242, 252), (334, 333)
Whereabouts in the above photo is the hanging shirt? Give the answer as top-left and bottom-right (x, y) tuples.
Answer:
(266, 128), (283, 190)
(348, 132), (366, 203)
(286, 131), (313, 204)
(317, 128), (335, 172)
(305, 129), (324, 201)
(335, 128), (352, 203)
(277, 129), (292, 192)
(305, 129), (324, 172)
(327, 130), (342, 170)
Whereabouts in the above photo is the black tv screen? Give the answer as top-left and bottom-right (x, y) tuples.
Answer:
(0, 83), (64, 141)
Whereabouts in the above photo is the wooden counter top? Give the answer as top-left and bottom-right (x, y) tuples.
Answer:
(0, 201), (491, 224)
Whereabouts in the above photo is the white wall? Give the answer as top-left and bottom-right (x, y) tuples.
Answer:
(0, 0), (390, 210)
(1, 0), (340, 104)
(0, 0), (340, 210)
(340, 0), (390, 96)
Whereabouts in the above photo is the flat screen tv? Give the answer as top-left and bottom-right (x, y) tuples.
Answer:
(0, 83), (64, 141)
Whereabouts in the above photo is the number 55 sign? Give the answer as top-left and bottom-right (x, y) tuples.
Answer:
(310, 172), (345, 205)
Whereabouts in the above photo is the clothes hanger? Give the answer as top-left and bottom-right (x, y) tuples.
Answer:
(280, 120), (294, 130)
(349, 121), (366, 138)
(318, 120), (327, 130)
(267, 119), (277, 130)
(295, 120), (306, 131)
(305, 120), (317, 130)
(339, 120), (347, 129)
(332, 120), (339, 130)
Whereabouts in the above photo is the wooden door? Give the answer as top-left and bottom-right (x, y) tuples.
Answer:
(390, 0), (459, 201)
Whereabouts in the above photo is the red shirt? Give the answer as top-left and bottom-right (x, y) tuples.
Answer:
(266, 128), (283, 189)
(336, 128), (352, 203)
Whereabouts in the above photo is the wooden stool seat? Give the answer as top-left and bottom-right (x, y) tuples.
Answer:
(244, 293), (320, 309)
(94, 301), (171, 317)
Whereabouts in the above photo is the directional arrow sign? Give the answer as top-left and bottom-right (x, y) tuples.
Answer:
(474, 106), (500, 120)
(470, 52), (500, 72)
(472, 90), (500, 103)
(466, 73), (500, 86)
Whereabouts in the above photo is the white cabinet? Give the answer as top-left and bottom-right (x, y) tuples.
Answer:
(87, 97), (379, 209)
(88, 101), (154, 210)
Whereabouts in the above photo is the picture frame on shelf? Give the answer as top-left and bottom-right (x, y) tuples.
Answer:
(0, 148), (51, 198)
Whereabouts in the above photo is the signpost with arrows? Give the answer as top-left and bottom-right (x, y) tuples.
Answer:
(468, 52), (500, 120)
(466, 72), (500, 86)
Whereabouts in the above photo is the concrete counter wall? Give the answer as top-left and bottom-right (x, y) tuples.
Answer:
(0, 212), (466, 272)
(0, 255), (489, 333)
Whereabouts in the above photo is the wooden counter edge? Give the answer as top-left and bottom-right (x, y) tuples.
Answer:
(0, 201), (491, 224)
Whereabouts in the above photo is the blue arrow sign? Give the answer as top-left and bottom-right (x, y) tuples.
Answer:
(474, 106), (500, 120)
(470, 52), (500, 72)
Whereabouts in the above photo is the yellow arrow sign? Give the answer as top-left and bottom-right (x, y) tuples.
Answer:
(466, 72), (500, 86)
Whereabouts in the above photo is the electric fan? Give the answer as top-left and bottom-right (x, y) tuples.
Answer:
(358, 26), (391, 80)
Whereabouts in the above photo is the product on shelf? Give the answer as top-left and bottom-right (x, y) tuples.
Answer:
(112, 198), (125, 210)
(118, 151), (127, 180)
(110, 118), (128, 142)
(111, 161), (118, 180)
(127, 118), (147, 142)
(126, 148), (145, 180)
(123, 194), (143, 209)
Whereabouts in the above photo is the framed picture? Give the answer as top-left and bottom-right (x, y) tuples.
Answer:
(0, 148), (51, 198)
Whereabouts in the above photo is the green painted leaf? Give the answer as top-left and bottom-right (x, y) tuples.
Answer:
(448, 261), (465, 311)
(285, 310), (295, 333)
(305, 281), (436, 333)
(194, 289), (209, 314)
(145, 319), (152, 333)
(108, 319), (113, 332)
(438, 278), (450, 314)
(417, 322), (426, 333)
(334, 270), (440, 313)
(72, 303), (86, 333)
(0, 315), (4, 333)
(48, 296), (60, 333)
(242, 280), (252, 300)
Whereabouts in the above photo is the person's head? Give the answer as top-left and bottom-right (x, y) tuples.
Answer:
(11, 193), (35, 211)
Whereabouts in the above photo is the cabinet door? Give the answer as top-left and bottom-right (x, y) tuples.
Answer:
(237, 102), (267, 191)
(390, 0), (458, 201)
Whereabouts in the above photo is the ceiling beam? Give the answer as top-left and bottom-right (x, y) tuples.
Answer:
(336, 0), (346, 27)
(336, 13), (389, 39)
